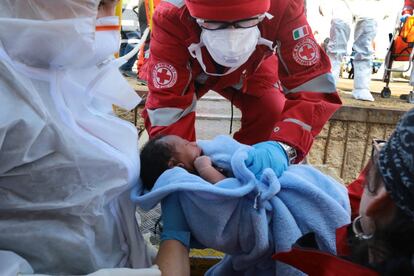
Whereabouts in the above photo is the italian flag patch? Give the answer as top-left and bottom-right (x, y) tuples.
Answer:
(292, 25), (309, 40)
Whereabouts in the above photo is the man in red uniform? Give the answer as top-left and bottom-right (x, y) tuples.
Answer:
(141, 0), (341, 178)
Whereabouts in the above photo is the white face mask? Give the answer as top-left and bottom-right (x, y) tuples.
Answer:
(203, 27), (260, 67)
(188, 26), (275, 76)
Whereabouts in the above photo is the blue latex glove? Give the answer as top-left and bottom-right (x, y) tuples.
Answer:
(160, 192), (191, 249)
(401, 14), (410, 23)
(245, 141), (289, 179)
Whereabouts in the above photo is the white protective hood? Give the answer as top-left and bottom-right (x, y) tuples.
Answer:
(0, 0), (152, 274)
(0, 0), (99, 68)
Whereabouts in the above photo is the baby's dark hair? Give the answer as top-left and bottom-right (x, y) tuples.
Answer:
(140, 135), (174, 191)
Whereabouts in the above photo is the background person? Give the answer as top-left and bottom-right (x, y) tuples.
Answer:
(319, 0), (389, 102)
(119, 0), (141, 77)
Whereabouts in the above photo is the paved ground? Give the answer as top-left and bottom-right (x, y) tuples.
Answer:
(337, 77), (413, 111)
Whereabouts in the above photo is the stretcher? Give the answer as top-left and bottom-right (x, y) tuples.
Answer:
(381, 15), (414, 103)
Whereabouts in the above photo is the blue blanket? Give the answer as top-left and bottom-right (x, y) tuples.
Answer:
(132, 135), (351, 275)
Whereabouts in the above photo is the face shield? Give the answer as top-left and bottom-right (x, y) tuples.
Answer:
(0, 0), (99, 68)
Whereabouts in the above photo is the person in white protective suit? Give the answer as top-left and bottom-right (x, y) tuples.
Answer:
(319, 0), (389, 101)
(0, 0), (160, 275)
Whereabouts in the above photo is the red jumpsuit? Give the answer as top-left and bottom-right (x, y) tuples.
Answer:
(142, 0), (342, 161)
(403, 0), (414, 15)
(273, 167), (379, 275)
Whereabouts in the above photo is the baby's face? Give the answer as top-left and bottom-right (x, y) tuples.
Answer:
(161, 135), (202, 172)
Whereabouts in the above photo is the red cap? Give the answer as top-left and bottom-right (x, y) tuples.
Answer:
(185, 0), (270, 21)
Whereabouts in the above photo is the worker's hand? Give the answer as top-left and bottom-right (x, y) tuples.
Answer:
(401, 14), (410, 23)
(245, 141), (289, 179)
(194, 156), (213, 172)
(160, 193), (191, 249)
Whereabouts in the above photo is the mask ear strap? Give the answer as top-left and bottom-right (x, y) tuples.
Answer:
(264, 12), (274, 20)
(258, 37), (276, 51)
(188, 42), (209, 73)
(188, 42), (240, 76)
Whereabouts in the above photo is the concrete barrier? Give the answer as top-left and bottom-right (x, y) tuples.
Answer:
(308, 106), (406, 184)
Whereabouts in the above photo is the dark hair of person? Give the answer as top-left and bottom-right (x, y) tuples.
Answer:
(140, 135), (174, 191)
(349, 160), (414, 275)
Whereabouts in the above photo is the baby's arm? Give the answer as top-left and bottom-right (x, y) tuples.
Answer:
(194, 156), (226, 184)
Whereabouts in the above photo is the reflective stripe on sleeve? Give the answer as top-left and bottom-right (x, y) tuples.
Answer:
(147, 94), (197, 126)
(284, 73), (336, 94)
(283, 118), (312, 131)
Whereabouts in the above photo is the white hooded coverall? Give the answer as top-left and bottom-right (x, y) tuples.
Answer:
(0, 0), (157, 275)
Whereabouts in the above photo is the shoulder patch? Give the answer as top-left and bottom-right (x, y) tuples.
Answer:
(292, 25), (309, 40)
(152, 62), (178, 89)
(292, 38), (320, 66)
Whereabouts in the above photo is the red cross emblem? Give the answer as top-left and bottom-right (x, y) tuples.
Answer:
(152, 63), (177, 88)
(299, 44), (316, 60)
(157, 68), (172, 84)
(293, 38), (320, 66)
